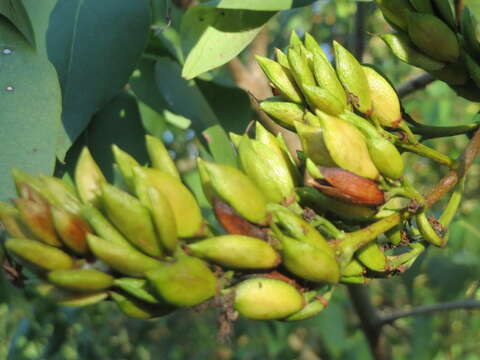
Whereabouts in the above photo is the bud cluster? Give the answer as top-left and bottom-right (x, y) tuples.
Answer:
(0, 34), (462, 323)
(376, 0), (480, 101)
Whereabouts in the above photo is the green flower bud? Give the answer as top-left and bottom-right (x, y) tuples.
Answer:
(47, 269), (114, 292)
(416, 211), (444, 247)
(302, 85), (345, 115)
(289, 30), (303, 47)
(274, 232), (340, 283)
(255, 55), (303, 103)
(465, 53), (480, 88)
(36, 283), (108, 307)
(284, 286), (333, 321)
(101, 183), (162, 257)
(238, 136), (295, 203)
(407, 12), (459, 63)
(342, 259), (365, 277)
(362, 66), (402, 128)
(304, 32), (329, 61)
(287, 46), (316, 87)
(295, 122), (336, 167)
(356, 242), (387, 272)
(380, 33), (445, 71)
(259, 99), (305, 130)
(79, 205), (133, 248)
(146, 252), (217, 307)
(87, 234), (162, 277)
(132, 167), (203, 238)
(187, 235), (280, 270)
(316, 111), (379, 179)
(5, 238), (73, 271)
(274, 48), (290, 68)
(0, 201), (30, 238)
(113, 278), (161, 304)
(229, 132), (243, 148)
(38, 175), (81, 214)
(75, 148), (106, 208)
(461, 7), (480, 59)
(145, 135), (181, 180)
(232, 277), (304, 320)
(340, 275), (366, 284)
(268, 203), (334, 257)
(14, 198), (62, 247)
(375, 0), (415, 30)
(51, 206), (90, 255)
(11, 169), (46, 200)
(111, 292), (174, 319)
(197, 159), (267, 224)
(112, 144), (140, 191)
(432, 0), (456, 29)
(333, 41), (372, 114)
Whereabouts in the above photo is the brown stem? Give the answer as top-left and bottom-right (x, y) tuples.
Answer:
(426, 128), (480, 206)
(379, 299), (480, 326)
(348, 285), (390, 360)
(396, 73), (435, 98)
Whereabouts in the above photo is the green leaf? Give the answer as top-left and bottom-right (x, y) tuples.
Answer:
(46, 0), (151, 160)
(80, 92), (149, 181)
(181, 6), (274, 79)
(155, 57), (238, 166)
(0, 18), (62, 201)
(202, 0), (317, 10)
(0, 0), (35, 46)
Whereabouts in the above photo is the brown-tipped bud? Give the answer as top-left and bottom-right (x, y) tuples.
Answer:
(51, 206), (90, 255)
(14, 198), (62, 247)
(232, 277), (304, 320)
(38, 175), (81, 214)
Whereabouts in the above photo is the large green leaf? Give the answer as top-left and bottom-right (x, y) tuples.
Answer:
(0, 0), (35, 46)
(81, 92), (149, 180)
(155, 57), (238, 166)
(181, 6), (274, 80)
(0, 18), (62, 201)
(202, 0), (317, 10)
(46, 0), (151, 160)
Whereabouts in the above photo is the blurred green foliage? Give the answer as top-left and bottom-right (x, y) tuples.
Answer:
(1, 1), (480, 359)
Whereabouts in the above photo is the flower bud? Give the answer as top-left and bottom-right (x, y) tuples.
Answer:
(274, 232), (340, 283)
(47, 269), (114, 292)
(356, 242), (387, 272)
(5, 238), (74, 271)
(238, 136), (295, 203)
(146, 251), (218, 307)
(232, 277), (304, 320)
(287, 46), (316, 87)
(197, 159), (267, 224)
(316, 111), (379, 179)
(112, 144), (140, 191)
(101, 183), (162, 257)
(342, 259), (365, 277)
(87, 234), (162, 277)
(75, 147), (106, 208)
(255, 55), (303, 103)
(362, 66), (402, 128)
(333, 41), (372, 115)
(111, 291), (173, 319)
(284, 286), (333, 321)
(461, 7), (480, 60)
(113, 277), (162, 304)
(132, 167), (203, 238)
(407, 12), (459, 63)
(301, 85), (345, 116)
(274, 48), (290, 68)
(36, 283), (108, 307)
(465, 52), (480, 88)
(304, 32), (328, 61)
(380, 33), (445, 71)
(268, 203), (334, 257)
(259, 99), (305, 130)
(14, 198), (62, 247)
(145, 135), (180, 180)
(0, 201), (30, 238)
(51, 206), (90, 255)
(295, 122), (336, 167)
(432, 0), (456, 29)
(187, 235), (280, 270)
(409, 0), (434, 13)
(375, 0), (414, 30)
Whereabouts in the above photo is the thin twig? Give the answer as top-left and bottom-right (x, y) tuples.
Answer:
(396, 73), (435, 98)
(379, 299), (480, 326)
(426, 128), (480, 206)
